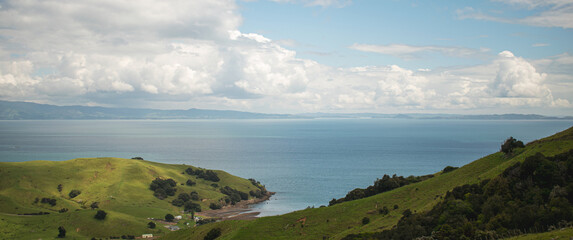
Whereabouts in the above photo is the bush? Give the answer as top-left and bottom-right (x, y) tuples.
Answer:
(379, 206), (389, 215)
(204, 228), (222, 240)
(148, 221), (156, 229)
(57, 184), (63, 192)
(69, 189), (81, 199)
(209, 202), (222, 210)
(186, 179), (196, 186)
(165, 213), (174, 222)
(90, 202), (99, 209)
(57, 226), (66, 238)
(442, 166), (459, 173)
(362, 217), (370, 225)
(94, 210), (107, 220)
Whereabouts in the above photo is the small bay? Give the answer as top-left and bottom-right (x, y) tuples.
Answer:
(0, 119), (571, 216)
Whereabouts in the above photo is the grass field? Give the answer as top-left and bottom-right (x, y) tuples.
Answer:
(165, 126), (573, 240)
(0, 157), (265, 239)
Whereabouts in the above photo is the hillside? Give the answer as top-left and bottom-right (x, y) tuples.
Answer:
(0, 100), (292, 119)
(2, 100), (571, 120)
(0, 157), (268, 239)
(165, 126), (573, 239)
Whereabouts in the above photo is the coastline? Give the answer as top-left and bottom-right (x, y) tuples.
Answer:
(199, 191), (276, 220)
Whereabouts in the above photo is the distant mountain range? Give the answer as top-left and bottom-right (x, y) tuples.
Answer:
(0, 100), (571, 120)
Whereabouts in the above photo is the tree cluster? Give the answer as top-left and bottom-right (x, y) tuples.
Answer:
(501, 137), (525, 154)
(185, 167), (220, 182)
(220, 186), (248, 205)
(171, 192), (201, 212)
(248, 178), (268, 198)
(149, 178), (177, 199)
(330, 174), (433, 206)
(38, 197), (57, 206)
(344, 150), (573, 240)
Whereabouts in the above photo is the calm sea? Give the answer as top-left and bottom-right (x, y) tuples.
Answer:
(0, 119), (571, 216)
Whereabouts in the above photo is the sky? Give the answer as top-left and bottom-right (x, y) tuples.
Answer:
(0, 0), (572, 115)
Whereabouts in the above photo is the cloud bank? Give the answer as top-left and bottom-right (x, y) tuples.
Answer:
(0, 0), (570, 114)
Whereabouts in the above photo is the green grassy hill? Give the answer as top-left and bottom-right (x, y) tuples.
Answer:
(0, 157), (265, 239)
(165, 126), (573, 240)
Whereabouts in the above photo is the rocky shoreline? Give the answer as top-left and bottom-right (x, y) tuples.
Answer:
(199, 191), (275, 220)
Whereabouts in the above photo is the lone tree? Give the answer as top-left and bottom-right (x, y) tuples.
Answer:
(57, 226), (66, 238)
(165, 213), (175, 222)
(94, 210), (107, 220)
(501, 137), (524, 154)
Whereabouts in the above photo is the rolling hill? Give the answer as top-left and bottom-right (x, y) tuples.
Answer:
(0, 157), (268, 239)
(164, 126), (573, 239)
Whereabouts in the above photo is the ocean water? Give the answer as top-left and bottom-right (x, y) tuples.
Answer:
(0, 119), (571, 216)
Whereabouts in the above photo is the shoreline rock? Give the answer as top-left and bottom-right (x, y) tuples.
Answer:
(199, 191), (275, 220)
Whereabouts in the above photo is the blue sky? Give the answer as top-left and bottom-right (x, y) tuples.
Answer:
(0, 0), (572, 115)
(239, 0), (572, 69)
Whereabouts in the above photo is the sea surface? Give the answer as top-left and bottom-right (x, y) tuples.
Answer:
(0, 119), (571, 216)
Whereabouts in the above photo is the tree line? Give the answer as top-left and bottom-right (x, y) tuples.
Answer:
(329, 173), (434, 206)
(343, 149), (573, 239)
(185, 167), (220, 182)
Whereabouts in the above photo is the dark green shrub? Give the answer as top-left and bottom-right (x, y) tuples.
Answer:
(204, 228), (222, 240)
(68, 189), (81, 198)
(362, 217), (370, 225)
(57, 226), (66, 238)
(442, 166), (459, 173)
(148, 221), (156, 229)
(165, 213), (174, 222)
(209, 202), (222, 210)
(94, 210), (107, 220)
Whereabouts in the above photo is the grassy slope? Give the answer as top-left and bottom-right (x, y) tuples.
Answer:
(0, 157), (263, 239)
(165, 126), (573, 240)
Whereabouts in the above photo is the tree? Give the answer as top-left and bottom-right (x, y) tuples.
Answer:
(147, 221), (156, 229)
(57, 184), (63, 192)
(184, 201), (201, 212)
(362, 217), (370, 225)
(165, 213), (175, 222)
(68, 189), (81, 199)
(204, 228), (222, 240)
(94, 210), (107, 220)
(57, 226), (66, 238)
